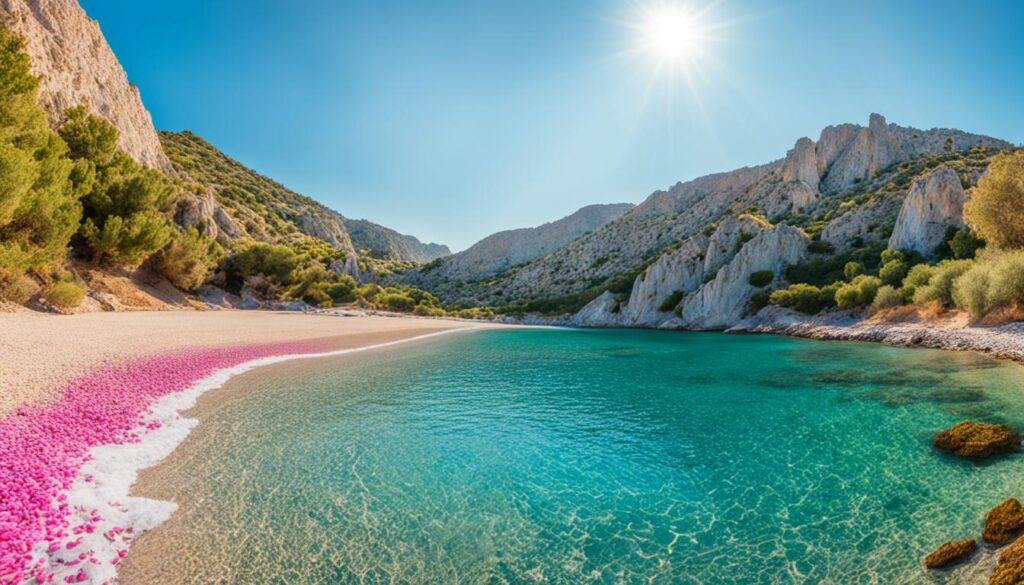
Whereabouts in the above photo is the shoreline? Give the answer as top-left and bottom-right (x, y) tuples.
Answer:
(0, 312), (502, 585)
(727, 308), (1024, 364)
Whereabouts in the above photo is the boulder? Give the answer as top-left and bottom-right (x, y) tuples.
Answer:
(923, 538), (976, 569)
(933, 421), (1020, 459)
(991, 535), (1024, 585)
(888, 167), (967, 256)
(985, 499), (1024, 544)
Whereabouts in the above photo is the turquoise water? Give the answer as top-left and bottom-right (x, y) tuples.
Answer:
(125, 329), (1024, 584)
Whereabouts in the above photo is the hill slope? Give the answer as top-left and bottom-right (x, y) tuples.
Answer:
(160, 130), (447, 267)
(402, 203), (633, 295)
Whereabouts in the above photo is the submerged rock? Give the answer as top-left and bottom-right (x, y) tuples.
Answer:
(985, 499), (1024, 544)
(923, 538), (976, 569)
(932, 421), (1020, 459)
(991, 535), (1024, 585)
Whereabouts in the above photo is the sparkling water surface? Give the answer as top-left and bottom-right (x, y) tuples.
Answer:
(121, 329), (1024, 584)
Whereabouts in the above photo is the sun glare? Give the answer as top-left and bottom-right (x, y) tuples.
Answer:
(643, 7), (702, 63)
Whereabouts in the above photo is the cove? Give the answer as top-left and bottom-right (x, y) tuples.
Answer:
(119, 329), (1024, 584)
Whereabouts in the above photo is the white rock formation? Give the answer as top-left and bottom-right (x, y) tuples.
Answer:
(677, 225), (809, 330)
(888, 167), (967, 255)
(174, 187), (240, 246)
(0, 0), (174, 173)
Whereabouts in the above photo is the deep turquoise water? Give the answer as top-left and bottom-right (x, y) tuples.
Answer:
(125, 329), (1024, 584)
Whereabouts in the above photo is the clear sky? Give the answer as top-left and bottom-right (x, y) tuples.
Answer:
(80, 0), (1023, 251)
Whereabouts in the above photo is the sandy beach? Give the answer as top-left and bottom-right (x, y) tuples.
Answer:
(0, 310), (508, 585)
(0, 311), (501, 417)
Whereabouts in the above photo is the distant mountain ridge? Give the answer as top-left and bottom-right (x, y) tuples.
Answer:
(402, 203), (633, 293)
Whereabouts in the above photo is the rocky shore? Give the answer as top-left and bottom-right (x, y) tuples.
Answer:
(728, 306), (1024, 364)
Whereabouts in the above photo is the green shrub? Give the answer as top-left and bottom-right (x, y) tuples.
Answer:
(843, 262), (863, 281)
(749, 290), (770, 313)
(770, 283), (831, 314)
(659, 290), (684, 312)
(325, 275), (357, 304)
(155, 227), (222, 291)
(869, 285), (902, 314)
(835, 275), (882, 310)
(913, 259), (973, 307)
(222, 241), (300, 291)
(952, 251), (1024, 318)
(949, 229), (985, 260)
(43, 280), (85, 309)
(879, 259), (909, 286)
(808, 240), (835, 255)
(377, 292), (415, 312)
(748, 270), (774, 288)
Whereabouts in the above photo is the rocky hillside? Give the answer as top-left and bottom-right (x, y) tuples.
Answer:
(402, 203), (632, 294)
(161, 131), (447, 269)
(344, 218), (449, 263)
(422, 114), (1009, 327)
(0, 0), (173, 174)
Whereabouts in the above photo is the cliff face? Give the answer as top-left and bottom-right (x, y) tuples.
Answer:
(888, 167), (967, 256)
(0, 0), (173, 173)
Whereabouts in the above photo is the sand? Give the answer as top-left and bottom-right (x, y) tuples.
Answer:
(0, 311), (502, 417)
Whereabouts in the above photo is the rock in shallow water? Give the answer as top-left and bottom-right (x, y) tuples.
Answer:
(991, 535), (1024, 585)
(932, 421), (1021, 459)
(985, 499), (1024, 544)
(923, 538), (976, 569)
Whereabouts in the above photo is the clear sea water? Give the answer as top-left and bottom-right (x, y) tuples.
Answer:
(121, 329), (1024, 584)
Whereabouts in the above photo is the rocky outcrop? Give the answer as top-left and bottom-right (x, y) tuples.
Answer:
(0, 0), (173, 173)
(821, 192), (903, 253)
(676, 225), (808, 329)
(615, 234), (709, 326)
(985, 499), (1024, 544)
(344, 218), (450, 263)
(174, 187), (240, 246)
(888, 167), (967, 256)
(923, 539), (976, 569)
(933, 421), (1020, 460)
(992, 536), (1024, 585)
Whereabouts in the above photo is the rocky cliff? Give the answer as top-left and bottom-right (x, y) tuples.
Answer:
(424, 114), (1006, 312)
(888, 167), (967, 256)
(0, 0), (173, 173)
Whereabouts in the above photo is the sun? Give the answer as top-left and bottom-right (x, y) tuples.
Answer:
(642, 6), (703, 63)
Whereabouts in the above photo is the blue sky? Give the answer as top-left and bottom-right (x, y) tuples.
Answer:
(81, 0), (1023, 251)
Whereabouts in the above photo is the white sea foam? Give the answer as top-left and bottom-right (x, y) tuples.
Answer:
(33, 328), (474, 585)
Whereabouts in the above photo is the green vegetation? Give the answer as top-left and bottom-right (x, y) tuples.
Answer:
(61, 107), (177, 266)
(155, 227), (223, 291)
(835, 275), (881, 310)
(0, 25), (79, 296)
(964, 151), (1024, 249)
(748, 270), (774, 288)
(869, 285), (902, 315)
(769, 283), (839, 314)
(42, 279), (85, 309)
(659, 290), (684, 312)
(785, 240), (887, 287)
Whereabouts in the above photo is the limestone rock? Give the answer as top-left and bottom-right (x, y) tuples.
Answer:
(888, 167), (967, 256)
(0, 0), (173, 173)
(571, 291), (623, 327)
(616, 234), (709, 326)
(174, 187), (240, 246)
(985, 499), (1024, 544)
(781, 137), (820, 191)
(344, 218), (450, 263)
(933, 421), (1020, 459)
(923, 538), (976, 569)
(991, 535), (1024, 585)
(821, 192), (903, 253)
(679, 225), (808, 330)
